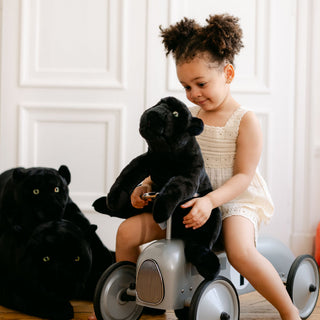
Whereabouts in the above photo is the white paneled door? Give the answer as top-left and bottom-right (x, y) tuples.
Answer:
(0, 0), (298, 249)
(0, 0), (149, 248)
(0, 0), (147, 211)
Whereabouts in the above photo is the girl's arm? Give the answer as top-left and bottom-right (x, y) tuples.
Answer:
(182, 111), (263, 229)
(131, 176), (153, 209)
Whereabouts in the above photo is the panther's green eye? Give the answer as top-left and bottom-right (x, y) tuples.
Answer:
(74, 256), (80, 262)
(172, 111), (179, 117)
(43, 256), (50, 262)
(33, 189), (40, 195)
(54, 187), (60, 193)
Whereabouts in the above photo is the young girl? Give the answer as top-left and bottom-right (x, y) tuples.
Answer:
(115, 14), (300, 320)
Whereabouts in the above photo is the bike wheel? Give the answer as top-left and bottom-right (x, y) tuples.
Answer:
(189, 276), (239, 320)
(93, 261), (143, 320)
(286, 255), (319, 319)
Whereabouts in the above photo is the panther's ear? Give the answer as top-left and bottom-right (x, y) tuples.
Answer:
(188, 117), (204, 136)
(58, 165), (71, 185)
(84, 224), (98, 242)
(12, 168), (27, 182)
(89, 224), (98, 233)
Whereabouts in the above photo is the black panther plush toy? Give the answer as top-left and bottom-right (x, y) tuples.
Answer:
(0, 165), (114, 318)
(93, 96), (222, 280)
(0, 165), (70, 232)
(0, 220), (94, 319)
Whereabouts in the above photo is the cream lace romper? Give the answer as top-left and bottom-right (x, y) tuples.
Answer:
(190, 106), (274, 243)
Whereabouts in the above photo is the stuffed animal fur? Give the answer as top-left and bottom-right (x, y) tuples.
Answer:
(0, 220), (94, 319)
(93, 96), (222, 280)
(0, 165), (114, 318)
(0, 166), (70, 232)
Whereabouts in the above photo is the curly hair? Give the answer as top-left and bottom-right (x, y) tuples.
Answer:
(159, 14), (243, 66)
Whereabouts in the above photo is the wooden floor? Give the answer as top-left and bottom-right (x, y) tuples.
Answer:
(0, 291), (319, 320)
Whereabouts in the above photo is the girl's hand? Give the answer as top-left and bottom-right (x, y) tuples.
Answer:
(131, 185), (152, 209)
(181, 196), (214, 229)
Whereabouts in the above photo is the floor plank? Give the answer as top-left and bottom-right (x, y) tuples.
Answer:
(0, 291), (319, 319)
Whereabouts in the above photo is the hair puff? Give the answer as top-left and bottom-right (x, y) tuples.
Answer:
(202, 14), (243, 64)
(160, 13), (244, 66)
(159, 18), (200, 57)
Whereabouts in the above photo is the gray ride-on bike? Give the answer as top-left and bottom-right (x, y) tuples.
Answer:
(94, 193), (319, 320)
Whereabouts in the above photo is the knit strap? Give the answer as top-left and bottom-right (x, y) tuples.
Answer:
(225, 107), (248, 132)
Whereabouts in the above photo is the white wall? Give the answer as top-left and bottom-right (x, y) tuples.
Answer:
(0, 0), (319, 254)
(291, 0), (320, 256)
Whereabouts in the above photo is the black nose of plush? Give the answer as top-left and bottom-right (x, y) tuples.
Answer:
(140, 110), (165, 137)
(148, 111), (165, 133)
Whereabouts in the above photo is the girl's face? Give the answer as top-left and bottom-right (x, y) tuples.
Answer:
(176, 57), (232, 112)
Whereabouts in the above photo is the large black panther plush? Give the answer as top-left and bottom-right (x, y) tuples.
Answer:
(0, 165), (114, 301)
(93, 96), (222, 280)
(0, 165), (70, 232)
(0, 220), (95, 319)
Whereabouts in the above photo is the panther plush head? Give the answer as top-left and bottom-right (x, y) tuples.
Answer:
(20, 220), (94, 299)
(0, 220), (95, 319)
(139, 96), (204, 152)
(0, 165), (70, 231)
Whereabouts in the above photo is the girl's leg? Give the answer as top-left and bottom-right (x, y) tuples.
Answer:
(223, 216), (300, 320)
(88, 214), (165, 320)
(116, 213), (166, 262)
